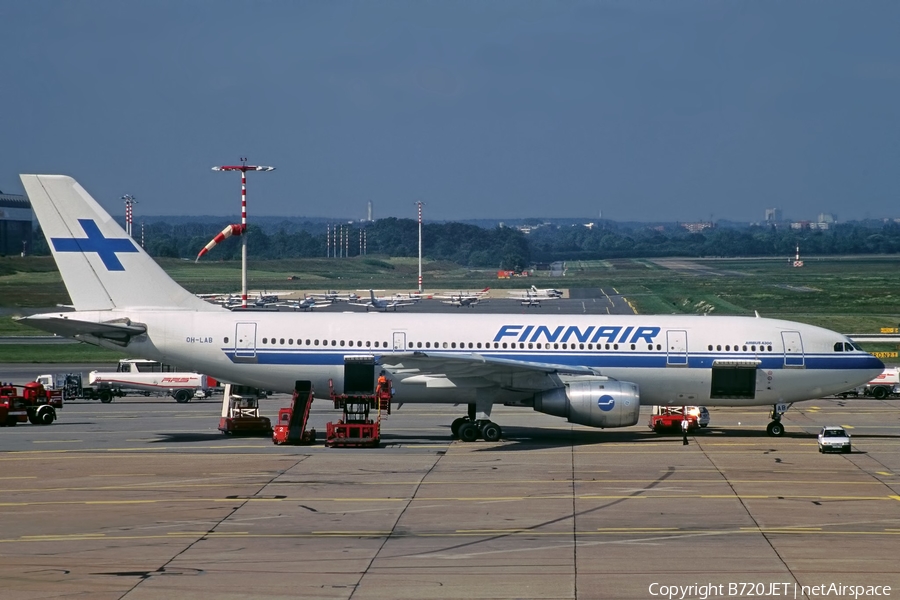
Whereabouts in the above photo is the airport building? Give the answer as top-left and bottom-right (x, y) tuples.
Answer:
(0, 190), (33, 255)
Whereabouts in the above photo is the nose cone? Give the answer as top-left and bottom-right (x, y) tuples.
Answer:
(862, 353), (885, 381)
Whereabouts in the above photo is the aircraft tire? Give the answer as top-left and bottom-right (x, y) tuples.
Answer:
(450, 417), (469, 438)
(481, 422), (502, 442)
(457, 422), (479, 443)
(766, 421), (785, 437)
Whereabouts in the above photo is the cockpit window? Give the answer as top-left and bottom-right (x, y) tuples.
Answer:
(834, 342), (844, 352)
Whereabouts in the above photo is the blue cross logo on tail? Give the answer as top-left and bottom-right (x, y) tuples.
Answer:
(51, 219), (139, 271)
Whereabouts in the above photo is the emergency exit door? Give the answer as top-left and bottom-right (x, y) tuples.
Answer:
(235, 322), (257, 360)
(666, 330), (688, 366)
(782, 331), (805, 367)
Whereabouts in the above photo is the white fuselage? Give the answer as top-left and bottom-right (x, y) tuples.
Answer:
(67, 309), (882, 408)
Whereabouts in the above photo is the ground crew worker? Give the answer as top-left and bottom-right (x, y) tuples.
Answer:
(681, 415), (689, 445)
(376, 371), (390, 397)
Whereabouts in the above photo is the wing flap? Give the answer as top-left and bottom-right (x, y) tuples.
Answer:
(379, 351), (599, 392)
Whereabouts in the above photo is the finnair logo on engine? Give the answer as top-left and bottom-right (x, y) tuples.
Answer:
(597, 395), (615, 411)
(492, 324), (661, 344)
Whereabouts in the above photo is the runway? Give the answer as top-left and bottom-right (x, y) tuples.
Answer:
(1, 395), (899, 599)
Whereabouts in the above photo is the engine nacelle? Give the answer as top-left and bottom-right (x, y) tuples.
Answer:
(533, 377), (641, 428)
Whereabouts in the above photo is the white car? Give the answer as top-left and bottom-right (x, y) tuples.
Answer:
(688, 406), (710, 428)
(817, 426), (851, 454)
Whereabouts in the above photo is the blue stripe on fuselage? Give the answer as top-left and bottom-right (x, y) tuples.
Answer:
(221, 348), (882, 371)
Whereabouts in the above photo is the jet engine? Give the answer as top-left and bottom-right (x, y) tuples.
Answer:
(533, 377), (641, 428)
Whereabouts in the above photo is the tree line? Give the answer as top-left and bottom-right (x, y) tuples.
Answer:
(29, 219), (900, 269)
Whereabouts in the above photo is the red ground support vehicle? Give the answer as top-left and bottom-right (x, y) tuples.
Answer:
(0, 382), (63, 427)
(648, 406), (699, 434)
(324, 378), (391, 448)
(273, 380), (316, 445)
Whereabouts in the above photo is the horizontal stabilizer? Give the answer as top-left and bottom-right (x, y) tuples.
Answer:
(18, 314), (147, 346)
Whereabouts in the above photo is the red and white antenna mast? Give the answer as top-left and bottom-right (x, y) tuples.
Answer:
(197, 158), (275, 309)
(416, 201), (425, 293)
(122, 194), (137, 237)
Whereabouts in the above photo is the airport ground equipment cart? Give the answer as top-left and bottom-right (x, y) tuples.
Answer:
(648, 405), (699, 434)
(218, 384), (272, 435)
(273, 380), (317, 445)
(325, 378), (391, 448)
(0, 381), (63, 426)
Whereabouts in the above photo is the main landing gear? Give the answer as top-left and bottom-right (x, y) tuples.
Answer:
(451, 403), (503, 442)
(766, 402), (792, 437)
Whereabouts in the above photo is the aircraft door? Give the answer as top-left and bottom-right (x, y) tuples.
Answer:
(666, 330), (688, 366)
(781, 331), (804, 367)
(392, 331), (407, 352)
(235, 322), (257, 359)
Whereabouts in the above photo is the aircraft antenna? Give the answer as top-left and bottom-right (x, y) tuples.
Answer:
(200, 158), (275, 309)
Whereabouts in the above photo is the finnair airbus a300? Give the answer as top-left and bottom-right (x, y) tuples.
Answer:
(20, 175), (883, 441)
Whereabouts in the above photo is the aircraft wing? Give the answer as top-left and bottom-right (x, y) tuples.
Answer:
(378, 351), (599, 391)
(18, 314), (147, 346)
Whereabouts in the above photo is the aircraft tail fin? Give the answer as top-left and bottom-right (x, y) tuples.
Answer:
(21, 174), (217, 312)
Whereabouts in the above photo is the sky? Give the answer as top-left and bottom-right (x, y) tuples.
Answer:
(2, 1), (898, 223)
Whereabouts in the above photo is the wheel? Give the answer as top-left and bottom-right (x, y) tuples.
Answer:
(28, 414), (40, 425)
(818, 446), (823, 453)
(843, 446), (851, 454)
(481, 422), (502, 442)
(457, 422), (479, 442)
(174, 389), (192, 403)
(5, 418), (17, 427)
(873, 386), (888, 400)
(450, 417), (469, 438)
(99, 390), (112, 403)
(38, 409), (55, 425)
(766, 421), (785, 436)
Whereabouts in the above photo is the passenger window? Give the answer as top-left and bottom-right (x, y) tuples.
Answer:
(708, 345), (713, 351)
(451, 342), (456, 349)
(289, 339), (293, 345)
(280, 338), (285, 345)
(262, 338), (268, 344)
(630, 344), (635, 350)
(649, 344), (653, 351)
(425, 342), (430, 348)
(476, 342), (481, 349)
(742, 345), (747, 351)
(224, 337), (229, 343)
(725, 345), (730, 351)
(502, 343), (507, 349)
(751, 345), (755, 351)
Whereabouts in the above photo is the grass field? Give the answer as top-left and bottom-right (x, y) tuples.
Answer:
(1, 254), (898, 362)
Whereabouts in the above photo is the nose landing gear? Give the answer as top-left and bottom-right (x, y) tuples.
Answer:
(766, 402), (792, 436)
